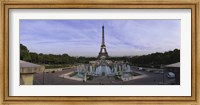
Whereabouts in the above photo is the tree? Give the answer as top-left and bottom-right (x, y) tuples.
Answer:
(129, 49), (180, 68)
(20, 44), (31, 61)
(29, 52), (38, 62)
(20, 43), (180, 67)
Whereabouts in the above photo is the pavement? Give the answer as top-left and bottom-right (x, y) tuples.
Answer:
(33, 67), (176, 85)
(59, 72), (83, 81)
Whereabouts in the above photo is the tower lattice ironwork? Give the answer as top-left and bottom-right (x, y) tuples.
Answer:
(97, 26), (109, 59)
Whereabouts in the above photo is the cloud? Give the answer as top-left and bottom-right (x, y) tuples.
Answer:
(20, 20), (180, 57)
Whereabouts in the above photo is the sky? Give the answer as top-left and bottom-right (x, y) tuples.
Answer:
(20, 20), (180, 57)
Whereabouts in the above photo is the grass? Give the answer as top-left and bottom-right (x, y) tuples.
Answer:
(87, 75), (93, 80)
(69, 72), (78, 77)
(114, 75), (121, 80)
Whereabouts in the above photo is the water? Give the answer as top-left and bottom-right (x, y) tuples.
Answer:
(95, 65), (112, 76)
(76, 63), (131, 77)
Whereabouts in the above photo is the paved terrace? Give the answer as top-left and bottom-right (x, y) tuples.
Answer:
(33, 68), (175, 85)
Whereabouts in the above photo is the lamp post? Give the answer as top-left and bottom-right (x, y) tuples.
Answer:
(160, 64), (165, 85)
(162, 69), (165, 85)
(43, 69), (45, 85)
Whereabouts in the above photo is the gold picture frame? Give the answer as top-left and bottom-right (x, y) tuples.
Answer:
(0, 0), (199, 105)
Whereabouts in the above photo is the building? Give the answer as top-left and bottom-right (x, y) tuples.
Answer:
(165, 62), (180, 84)
(20, 60), (45, 85)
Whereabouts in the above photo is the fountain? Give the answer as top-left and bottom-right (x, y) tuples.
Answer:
(95, 65), (112, 76)
(59, 26), (140, 83)
(74, 26), (134, 81)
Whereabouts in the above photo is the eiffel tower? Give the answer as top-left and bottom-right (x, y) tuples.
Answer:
(97, 25), (109, 59)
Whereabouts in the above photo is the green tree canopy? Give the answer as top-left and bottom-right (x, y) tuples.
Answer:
(20, 43), (180, 67)
(20, 44), (31, 61)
